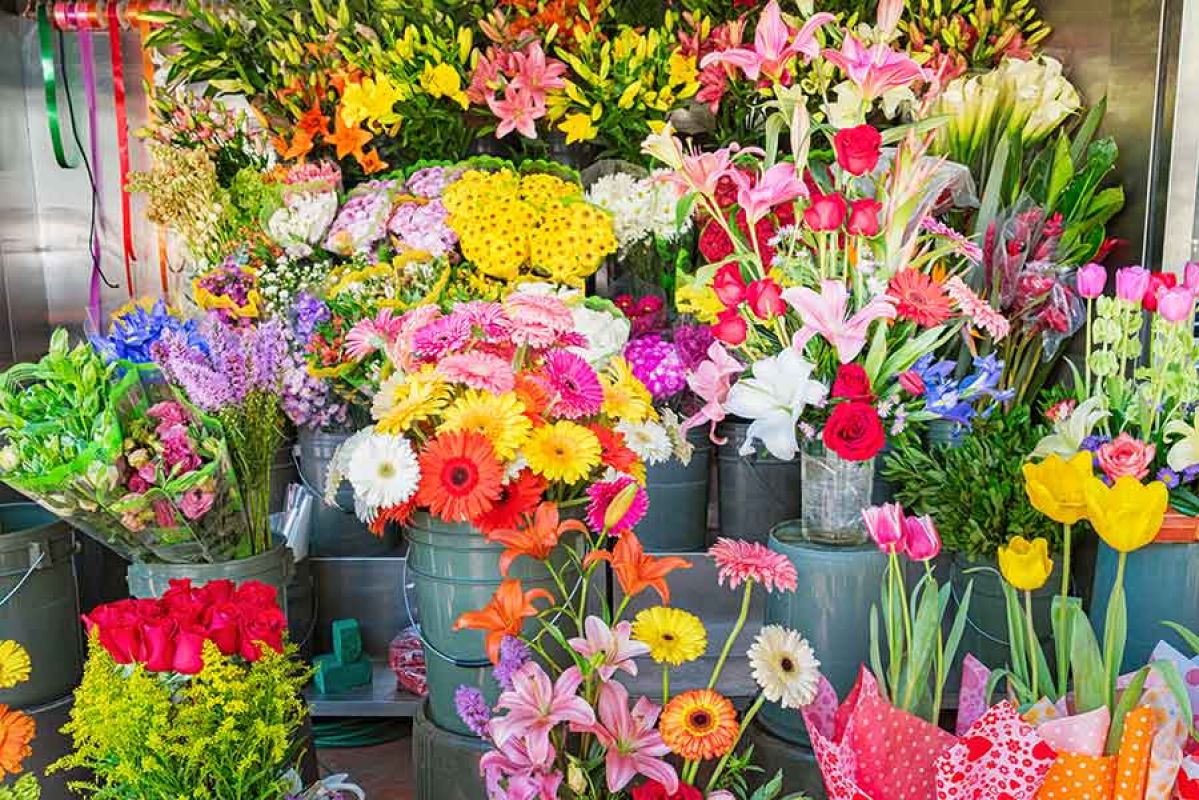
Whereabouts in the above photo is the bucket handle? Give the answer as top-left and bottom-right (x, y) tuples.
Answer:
(292, 446), (355, 515)
(949, 562), (1078, 648)
(0, 546), (46, 609)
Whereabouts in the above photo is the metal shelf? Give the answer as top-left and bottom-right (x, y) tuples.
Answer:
(306, 660), (423, 718)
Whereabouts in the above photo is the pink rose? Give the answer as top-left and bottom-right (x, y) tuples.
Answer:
(1096, 433), (1156, 481)
(179, 488), (215, 520)
(172, 624), (207, 675)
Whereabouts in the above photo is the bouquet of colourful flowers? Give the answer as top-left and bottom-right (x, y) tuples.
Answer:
(0, 330), (248, 563)
(51, 581), (309, 800)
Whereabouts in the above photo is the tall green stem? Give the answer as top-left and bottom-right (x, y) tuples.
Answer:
(1056, 522), (1072, 697)
(1103, 552), (1128, 707)
(926, 562), (945, 725)
(705, 694), (766, 793)
(1025, 590), (1038, 700)
(708, 581), (754, 690)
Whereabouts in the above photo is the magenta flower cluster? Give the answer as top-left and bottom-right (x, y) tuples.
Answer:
(624, 335), (687, 401)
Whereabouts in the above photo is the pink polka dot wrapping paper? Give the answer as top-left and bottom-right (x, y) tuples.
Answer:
(936, 701), (1057, 800)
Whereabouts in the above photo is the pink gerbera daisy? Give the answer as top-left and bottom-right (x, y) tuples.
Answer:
(585, 476), (649, 534)
(945, 276), (1011, 342)
(345, 309), (404, 361)
(541, 350), (604, 419)
(504, 294), (574, 348)
(437, 352), (516, 394)
(922, 218), (983, 263)
(412, 314), (472, 360)
(709, 538), (798, 593)
(454, 301), (513, 341)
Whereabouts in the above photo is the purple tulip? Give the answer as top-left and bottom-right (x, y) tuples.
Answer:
(1076, 263), (1107, 299)
(1114, 266), (1150, 303)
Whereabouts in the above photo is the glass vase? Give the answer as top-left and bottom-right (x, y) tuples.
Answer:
(799, 441), (875, 545)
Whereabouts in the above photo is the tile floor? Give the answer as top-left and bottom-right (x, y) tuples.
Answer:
(317, 737), (416, 800)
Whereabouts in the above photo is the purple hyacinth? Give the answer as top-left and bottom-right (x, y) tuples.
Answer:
(492, 636), (530, 692)
(624, 335), (687, 401)
(454, 686), (492, 738)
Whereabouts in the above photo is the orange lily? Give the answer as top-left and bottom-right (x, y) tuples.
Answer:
(584, 532), (691, 604)
(324, 112), (373, 159)
(297, 99), (332, 138)
(271, 128), (314, 161)
(487, 502), (587, 577)
(454, 579), (554, 663)
(357, 148), (388, 175)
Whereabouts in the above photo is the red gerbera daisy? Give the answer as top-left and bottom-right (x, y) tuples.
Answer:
(416, 430), (504, 523)
(368, 497), (417, 536)
(888, 269), (953, 328)
(589, 425), (642, 477)
(473, 470), (548, 535)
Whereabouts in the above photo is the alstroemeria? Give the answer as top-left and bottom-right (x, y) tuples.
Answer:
(784, 280), (897, 363)
(681, 342), (743, 441)
(724, 349), (827, 460)
(732, 162), (806, 224)
(489, 662), (595, 764)
(701, 1), (835, 83)
(822, 35), (927, 101)
(576, 681), (678, 794)
(567, 616), (650, 681)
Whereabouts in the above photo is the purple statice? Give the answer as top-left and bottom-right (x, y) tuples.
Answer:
(492, 636), (530, 692)
(292, 292), (331, 344)
(454, 686), (492, 738)
(90, 299), (207, 364)
(1158, 467), (1181, 489)
(411, 313), (471, 360)
(624, 335), (687, 401)
(281, 352), (347, 430)
(387, 200), (457, 259)
(324, 180), (397, 257)
(673, 323), (714, 371)
(404, 166), (461, 199)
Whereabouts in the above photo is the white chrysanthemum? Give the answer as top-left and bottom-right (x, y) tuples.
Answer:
(616, 419), (673, 465)
(345, 432), (420, 509)
(748, 625), (821, 710)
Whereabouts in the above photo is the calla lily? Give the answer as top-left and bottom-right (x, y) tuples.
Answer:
(724, 349), (827, 460)
(1084, 477), (1168, 554)
(1166, 417), (1199, 472)
(701, 1), (835, 82)
(1022, 452), (1094, 525)
(1030, 397), (1109, 459)
(783, 280), (897, 363)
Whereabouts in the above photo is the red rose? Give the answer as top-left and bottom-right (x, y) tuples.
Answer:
(140, 617), (178, 672)
(833, 125), (883, 176)
(747, 279), (786, 319)
(239, 607), (288, 662)
(198, 579), (236, 605)
(847, 198), (882, 237)
(173, 624), (207, 675)
(235, 581), (279, 611)
(803, 191), (848, 232)
(831, 364), (874, 402)
(1143, 271), (1178, 312)
(631, 781), (703, 800)
(202, 602), (242, 656)
(822, 401), (886, 461)
(712, 263), (748, 307)
(711, 308), (748, 346)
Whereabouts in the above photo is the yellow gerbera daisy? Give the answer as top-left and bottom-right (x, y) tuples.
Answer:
(524, 421), (601, 484)
(632, 606), (707, 666)
(438, 391), (532, 461)
(0, 642), (30, 690)
(373, 368), (452, 434)
(602, 358), (657, 423)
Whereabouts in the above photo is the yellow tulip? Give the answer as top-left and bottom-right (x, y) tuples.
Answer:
(1022, 452), (1093, 524)
(998, 536), (1054, 591)
(1083, 476), (1168, 553)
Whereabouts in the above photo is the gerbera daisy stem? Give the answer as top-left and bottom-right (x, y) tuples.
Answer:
(708, 580), (754, 691)
(705, 693), (766, 794)
(662, 665), (670, 705)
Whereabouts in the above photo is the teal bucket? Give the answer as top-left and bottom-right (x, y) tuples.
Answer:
(757, 524), (887, 746)
(126, 544), (294, 612)
(640, 430), (712, 552)
(406, 513), (571, 736)
(414, 700), (488, 800)
(717, 420), (801, 544)
(0, 503), (82, 708)
(297, 429), (400, 556)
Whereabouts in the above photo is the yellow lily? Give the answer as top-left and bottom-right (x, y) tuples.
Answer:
(998, 536), (1054, 591)
(558, 113), (598, 145)
(1022, 452), (1093, 524)
(1084, 477), (1168, 553)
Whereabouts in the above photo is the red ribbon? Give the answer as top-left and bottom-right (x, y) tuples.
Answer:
(108, 0), (136, 297)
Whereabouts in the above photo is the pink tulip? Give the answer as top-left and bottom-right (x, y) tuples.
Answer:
(1076, 263), (1107, 299)
(898, 369), (925, 396)
(567, 616), (648, 682)
(733, 162), (805, 224)
(489, 662), (595, 764)
(700, 1), (835, 82)
(1114, 265), (1150, 303)
(862, 503), (904, 553)
(823, 35), (928, 101)
(901, 514), (941, 561)
(681, 342), (743, 442)
(1185, 262), (1199, 292)
(1157, 287), (1195, 324)
(783, 279), (897, 363)
(574, 681), (678, 794)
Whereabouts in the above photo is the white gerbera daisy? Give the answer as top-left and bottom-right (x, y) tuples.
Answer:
(747, 625), (821, 709)
(616, 420), (673, 465)
(345, 432), (421, 509)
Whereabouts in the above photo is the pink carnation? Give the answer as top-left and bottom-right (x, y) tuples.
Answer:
(709, 538), (798, 593)
(1097, 433), (1155, 482)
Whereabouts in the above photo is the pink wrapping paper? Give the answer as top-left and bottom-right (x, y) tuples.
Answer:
(936, 701), (1057, 800)
(957, 654), (992, 735)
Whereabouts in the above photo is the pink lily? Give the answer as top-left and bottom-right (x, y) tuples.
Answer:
(822, 35), (928, 101)
(681, 342), (744, 443)
(732, 162), (806, 224)
(701, 1), (835, 82)
(344, 308), (404, 361)
(783, 280), (897, 363)
(479, 735), (563, 800)
(876, 0), (904, 38)
(489, 662), (595, 764)
(575, 681), (678, 794)
(488, 85), (545, 139)
(567, 616), (649, 682)
(679, 147), (735, 196)
(510, 43), (567, 100)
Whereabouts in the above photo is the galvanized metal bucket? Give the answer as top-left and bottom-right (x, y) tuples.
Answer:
(413, 700), (488, 800)
(639, 430), (712, 552)
(0, 503), (82, 708)
(716, 420), (801, 544)
(126, 543), (294, 613)
(757, 523), (888, 746)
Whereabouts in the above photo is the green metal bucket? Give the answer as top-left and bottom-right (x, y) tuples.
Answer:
(126, 544), (294, 612)
(405, 512), (571, 735)
(297, 429), (401, 556)
(640, 430), (712, 552)
(0, 503), (82, 708)
(413, 699), (488, 800)
(757, 524), (887, 746)
(716, 420), (801, 544)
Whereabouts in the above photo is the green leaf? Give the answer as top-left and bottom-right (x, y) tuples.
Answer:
(869, 605), (888, 700)
(902, 577), (942, 711)
(1002, 579), (1029, 689)
(1045, 133), (1075, 214)
(863, 321), (888, 386)
(749, 770), (784, 800)
(1149, 658), (1196, 738)
(764, 112), (786, 168)
(1051, 595), (1081, 699)
(1070, 605), (1106, 713)
(943, 581), (972, 679)
(1163, 620), (1199, 655)
(1058, 138), (1119, 221)
(1070, 96), (1107, 168)
(880, 115), (949, 145)
(1103, 569), (1127, 706)
(973, 136), (1010, 237)
(1104, 665), (1149, 755)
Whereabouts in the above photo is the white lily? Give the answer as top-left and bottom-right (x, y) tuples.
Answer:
(724, 350), (827, 461)
(1166, 416), (1199, 472)
(1030, 396), (1109, 459)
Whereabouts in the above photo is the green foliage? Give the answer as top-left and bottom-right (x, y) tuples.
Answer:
(882, 406), (1062, 561)
(0, 776), (40, 800)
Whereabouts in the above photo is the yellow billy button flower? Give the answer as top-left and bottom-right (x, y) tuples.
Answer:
(998, 536), (1054, 591)
(1084, 476), (1169, 553)
(1022, 452), (1093, 524)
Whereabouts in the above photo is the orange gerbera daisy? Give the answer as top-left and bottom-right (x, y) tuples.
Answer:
(486, 501), (587, 576)
(0, 705), (34, 777)
(474, 470), (549, 536)
(887, 269), (953, 328)
(590, 425), (646, 483)
(584, 532), (690, 603)
(660, 689), (738, 762)
(416, 430), (504, 523)
(368, 497), (418, 537)
(453, 579), (554, 663)
(513, 372), (551, 420)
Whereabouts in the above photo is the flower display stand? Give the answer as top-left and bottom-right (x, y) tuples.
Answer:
(413, 699), (489, 800)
